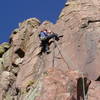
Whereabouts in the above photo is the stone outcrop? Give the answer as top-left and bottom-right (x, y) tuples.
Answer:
(0, 58), (4, 73)
(0, 42), (10, 57)
(56, 0), (100, 80)
(0, 0), (100, 100)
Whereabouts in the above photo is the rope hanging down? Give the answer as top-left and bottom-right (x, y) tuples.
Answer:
(52, 38), (56, 67)
(52, 39), (88, 100)
(52, 39), (70, 69)
(81, 73), (88, 100)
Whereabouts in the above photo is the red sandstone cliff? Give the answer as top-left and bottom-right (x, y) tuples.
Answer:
(0, 0), (100, 100)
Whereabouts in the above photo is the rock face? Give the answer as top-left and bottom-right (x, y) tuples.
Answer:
(0, 42), (10, 57)
(0, 0), (100, 100)
(57, 0), (100, 80)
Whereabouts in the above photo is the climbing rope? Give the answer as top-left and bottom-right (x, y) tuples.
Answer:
(53, 41), (70, 69)
(81, 73), (87, 100)
(82, 73), (86, 100)
(22, 47), (45, 82)
(41, 53), (46, 68)
(53, 40), (88, 100)
(52, 38), (56, 67)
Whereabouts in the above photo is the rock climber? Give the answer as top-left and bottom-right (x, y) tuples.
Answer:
(38, 29), (60, 54)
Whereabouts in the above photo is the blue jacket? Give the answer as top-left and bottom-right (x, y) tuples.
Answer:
(39, 32), (48, 39)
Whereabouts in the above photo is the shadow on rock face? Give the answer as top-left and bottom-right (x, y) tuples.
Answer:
(15, 48), (25, 58)
(95, 76), (100, 81)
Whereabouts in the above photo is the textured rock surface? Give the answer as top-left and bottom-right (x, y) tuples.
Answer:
(0, 58), (4, 73)
(88, 81), (100, 100)
(0, 42), (10, 57)
(56, 0), (100, 80)
(0, 0), (100, 100)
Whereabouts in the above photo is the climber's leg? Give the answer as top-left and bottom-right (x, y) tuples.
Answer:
(47, 33), (59, 41)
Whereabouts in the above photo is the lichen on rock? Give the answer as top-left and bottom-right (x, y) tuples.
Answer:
(0, 42), (11, 57)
